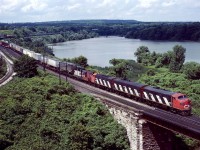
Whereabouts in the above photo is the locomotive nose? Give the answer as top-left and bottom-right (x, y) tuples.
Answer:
(183, 99), (191, 110)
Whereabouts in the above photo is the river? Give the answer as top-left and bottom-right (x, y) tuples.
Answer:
(49, 36), (200, 67)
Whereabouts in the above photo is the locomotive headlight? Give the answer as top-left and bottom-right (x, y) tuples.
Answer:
(184, 105), (190, 109)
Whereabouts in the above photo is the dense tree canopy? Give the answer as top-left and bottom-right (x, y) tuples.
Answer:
(64, 55), (88, 68)
(14, 55), (38, 78)
(71, 55), (88, 68)
(0, 74), (130, 150)
(183, 62), (200, 80)
(109, 58), (146, 80)
(134, 45), (186, 73)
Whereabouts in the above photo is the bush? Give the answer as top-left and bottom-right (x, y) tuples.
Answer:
(0, 74), (129, 149)
(182, 62), (200, 80)
(146, 69), (156, 76)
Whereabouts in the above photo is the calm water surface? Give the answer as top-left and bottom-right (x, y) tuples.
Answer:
(49, 36), (200, 67)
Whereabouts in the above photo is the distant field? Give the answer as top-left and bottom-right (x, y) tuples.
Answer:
(0, 30), (13, 35)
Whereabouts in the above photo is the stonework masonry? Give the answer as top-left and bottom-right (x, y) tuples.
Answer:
(107, 106), (174, 150)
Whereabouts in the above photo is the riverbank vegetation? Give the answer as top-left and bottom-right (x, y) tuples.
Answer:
(0, 56), (7, 78)
(63, 55), (88, 68)
(89, 59), (147, 81)
(1, 20), (200, 56)
(2, 20), (200, 41)
(0, 73), (129, 150)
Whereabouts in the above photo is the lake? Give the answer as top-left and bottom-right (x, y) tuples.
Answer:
(49, 36), (200, 67)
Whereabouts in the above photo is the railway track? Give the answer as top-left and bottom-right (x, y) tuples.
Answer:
(45, 68), (200, 140)
(0, 49), (14, 86)
(2, 46), (200, 140)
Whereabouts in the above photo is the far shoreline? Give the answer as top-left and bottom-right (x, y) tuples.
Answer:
(48, 36), (200, 67)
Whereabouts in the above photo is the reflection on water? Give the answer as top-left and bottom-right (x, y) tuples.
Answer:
(49, 36), (200, 67)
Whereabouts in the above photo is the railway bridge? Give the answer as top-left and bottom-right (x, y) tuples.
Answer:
(1, 46), (200, 150)
(68, 76), (200, 149)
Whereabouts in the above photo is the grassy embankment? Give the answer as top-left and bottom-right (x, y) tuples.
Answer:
(0, 72), (130, 150)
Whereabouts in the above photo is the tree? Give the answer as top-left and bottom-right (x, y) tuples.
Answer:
(109, 58), (122, 66)
(134, 46), (150, 63)
(68, 123), (92, 150)
(113, 61), (128, 79)
(149, 51), (158, 65)
(14, 55), (38, 78)
(155, 51), (173, 68)
(71, 55), (88, 68)
(161, 51), (173, 66)
(169, 45), (186, 72)
(183, 62), (200, 79)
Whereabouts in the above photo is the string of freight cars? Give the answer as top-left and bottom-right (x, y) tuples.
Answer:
(0, 40), (192, 116)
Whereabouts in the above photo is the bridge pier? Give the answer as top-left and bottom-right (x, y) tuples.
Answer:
(108, 106), (174, 150)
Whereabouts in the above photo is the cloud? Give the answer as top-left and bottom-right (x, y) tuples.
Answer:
(97, 0), (115, 8)
(162, 0), (176, 7)
(137, 0), (158, 8)
(67, 3), (81, 11)
(0, 0), (24, 11)
(21, 0), (48, 12)
(0, 0), (200, 22)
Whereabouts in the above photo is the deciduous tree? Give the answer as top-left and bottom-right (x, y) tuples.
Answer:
(134, 46), (150, 63)
(14, 55), (38, 78)
(169, 45), (186, 72)
(183, 62), (200, 79)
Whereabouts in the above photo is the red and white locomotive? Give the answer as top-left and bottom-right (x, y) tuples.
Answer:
(0, 41), (192, 116)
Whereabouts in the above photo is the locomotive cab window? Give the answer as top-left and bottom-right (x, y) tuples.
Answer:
(178, 95), (187, 100)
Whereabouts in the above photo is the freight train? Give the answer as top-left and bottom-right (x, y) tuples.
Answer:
(0, 41), (192, 116)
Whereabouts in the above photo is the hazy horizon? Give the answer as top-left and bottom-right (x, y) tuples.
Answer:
(1, 19), (199, 24)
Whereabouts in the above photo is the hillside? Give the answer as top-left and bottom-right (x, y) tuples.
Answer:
(0, 73), (129, 150)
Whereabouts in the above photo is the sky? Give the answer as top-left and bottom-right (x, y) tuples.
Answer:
(0, 0), (200, 23)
